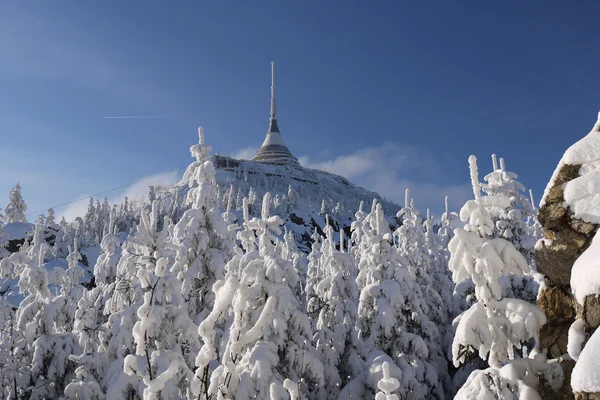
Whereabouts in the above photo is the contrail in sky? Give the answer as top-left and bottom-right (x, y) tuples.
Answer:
(102, 116), (192, 119)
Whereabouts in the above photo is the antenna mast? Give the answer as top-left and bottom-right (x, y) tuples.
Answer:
(270, 61), (276, 120)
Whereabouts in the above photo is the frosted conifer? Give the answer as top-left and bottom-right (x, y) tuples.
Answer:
(450, 155), (557, 399)
(5, 183), (27, 224)
(194, 193), (324, 400)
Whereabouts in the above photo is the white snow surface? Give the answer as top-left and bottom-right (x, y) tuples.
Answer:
(4, 222), (35, 241)
(211, 155), (398, 215)
(540, 113), (600, 224)
(571, 230), (600, 305)
(567, 319), (586, 362)
(572, 326), (600, 393)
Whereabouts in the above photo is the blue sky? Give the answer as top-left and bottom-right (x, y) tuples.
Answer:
(1, 1), (599, 219)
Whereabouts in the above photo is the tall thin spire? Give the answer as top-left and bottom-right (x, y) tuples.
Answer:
(251, 61), (299, 166)
(271, 61), (276, 120)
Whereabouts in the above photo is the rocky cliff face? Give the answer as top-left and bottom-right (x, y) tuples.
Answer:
(536, 129), (600, 399)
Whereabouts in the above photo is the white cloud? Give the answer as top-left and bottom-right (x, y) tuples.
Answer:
(57, 170), (180, 222)
(231, 146), (258, 160)
(300, 142), (471, 215)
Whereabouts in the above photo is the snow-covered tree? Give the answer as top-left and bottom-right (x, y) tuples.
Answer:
(194, 193), (324, 399)
(354, 200), (444, 399)
(5, 183), (27, 224)
(479, 154), (541, 303)
(450, 155), (556, 399)
(375, 362), (400, 400)
(52, 216), (72, 259)
(0, 208), (8, 259)
(306, 227), (323, 318)
(105, 201), (198, 399)
(171, 127), (235, 325)
(1, 220), (83, 399)
(312, 218), (361, 399)
(94, 208), (121, 286)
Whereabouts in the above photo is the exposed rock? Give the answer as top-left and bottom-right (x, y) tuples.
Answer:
(538, 286), (576, 323)
(545, 184), (565, 205)
(540, 322), (571, 359)
(576, 295), (600, 329)
(575, 393), (600, 400)
(537, 229), (590, 286)
(556, 163), (582, 185)
(539, 203), (569, 231)
(5, 238), (25, 254)
(571, 218), (598, 236)
(289, 213), (305, 226)
(536, 160), (599, 399)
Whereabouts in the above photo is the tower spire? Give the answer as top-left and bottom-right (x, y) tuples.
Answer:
(251, 61), (299, 166)
(271, 61), (276, 120)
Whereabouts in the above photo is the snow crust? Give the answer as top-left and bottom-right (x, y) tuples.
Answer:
(572, 326), (600, 393)
(4, 222), (34, 241)
(540, 113), (600, 224)
(571, 230), (600, 305)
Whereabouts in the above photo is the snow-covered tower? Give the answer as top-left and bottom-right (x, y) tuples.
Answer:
(252, 62), (300, 166)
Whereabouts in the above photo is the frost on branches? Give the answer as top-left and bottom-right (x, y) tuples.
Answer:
(194, 193), (324, 400)
(450, 155), (561, 399)
(172, 127), (235, 325)
(353, 200), (445, 399)
(0, 218), (85, 399)
(118, 202), (200, 399)
(5, 183), (28, 224)
(312, 216), (361, 399)
(480, 154), (541, 303)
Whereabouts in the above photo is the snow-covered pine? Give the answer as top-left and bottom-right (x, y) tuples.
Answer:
(94, 207), (122, 286)
(119, 201), (200, 399)
(395, 190), (447, 333)
(194, 193), (324, 400)
(171, 127), (235, 326)
(0, 208), (8, 259)
(4, 220), (83, 399)
(312, 216), (361, 399)
(83, 197), (99, 247)
(5, 183), (28, 224)
(350, 200), (369, 263)
(375, 361), (400, 400)
(306, 227), (323, 320)
(450, 155), (558, 398)
(353, 200), (444, 399)
(480, 154), (541, 303)
(281, 227), (306, 303)
(53, 216), (73, 259)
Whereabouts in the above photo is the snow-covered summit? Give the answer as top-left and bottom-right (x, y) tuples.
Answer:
(212, 154), (398, 216)
(541, 112), (600, 223)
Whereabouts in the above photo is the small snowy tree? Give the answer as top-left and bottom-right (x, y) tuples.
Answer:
(450, 156), (557, 399)
(479, 154), (541, 303)
(94, 207), (122, 286)
(306, 227), (323, 319)
(0, 208), (8, 259)
(5, 183), (27, 224)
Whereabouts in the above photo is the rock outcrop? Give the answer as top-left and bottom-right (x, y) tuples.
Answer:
(536, 121), (600, 399)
